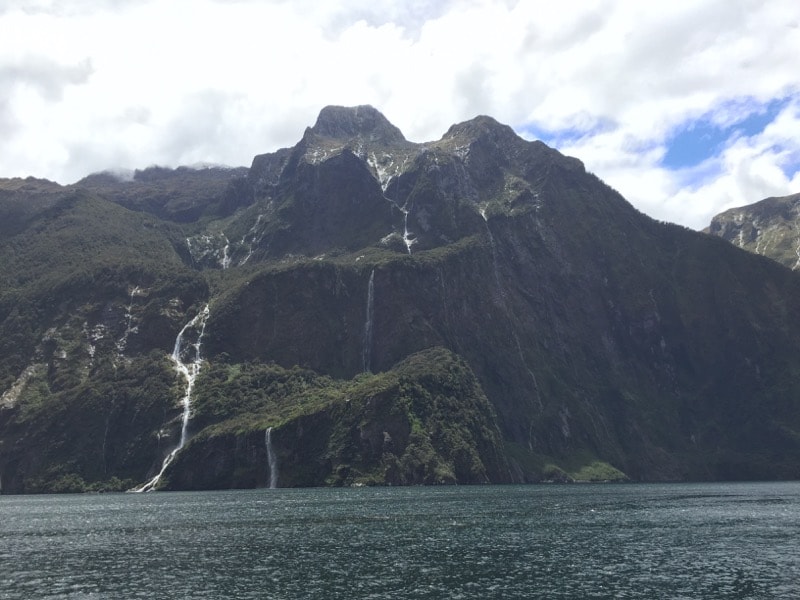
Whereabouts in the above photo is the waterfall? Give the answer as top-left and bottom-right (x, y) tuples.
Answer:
(362, 269), (375, 373)
(132, 304), (210, 492)
(265, 427), (278, 489)
(374, 151), (416, 254)
(401, 206), (416, 254)
(220, 236), (232, 270)
(172, 304), (210, 449)
(116, 286), (140, 357)
(380, 194), (415, 254)
(481, 217), (504, 304)
(481, 213), (543, 442)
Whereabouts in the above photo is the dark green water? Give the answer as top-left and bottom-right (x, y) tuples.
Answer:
(1, 483), (798, 599)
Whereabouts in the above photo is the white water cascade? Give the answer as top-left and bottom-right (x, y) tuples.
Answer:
(132, 304), (210, 492)
(401, 205), (416, 254)
(116, 286), (141, 357)
(367, 151), (417, 254)
(265, 427), (278, 489)
(379, 192), (415, 254)
(220, 236), (232, 269)
(362, 270), (375, 372)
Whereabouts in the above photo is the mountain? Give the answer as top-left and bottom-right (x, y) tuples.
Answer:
(706, 193), (800, 270)
(2, 105), (800, 493)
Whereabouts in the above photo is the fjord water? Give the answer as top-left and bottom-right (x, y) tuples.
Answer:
(1, 483), (798, 599)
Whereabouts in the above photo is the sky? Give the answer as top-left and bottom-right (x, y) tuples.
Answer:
(1, 0), (799, 229)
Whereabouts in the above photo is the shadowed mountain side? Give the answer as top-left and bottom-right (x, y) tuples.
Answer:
(75, 165), (251, 223)
(2, 105), (800, 493)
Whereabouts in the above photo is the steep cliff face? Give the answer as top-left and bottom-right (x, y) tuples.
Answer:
(2, 106), (800, 493)
(706, 193), (800, 270)
(165, 347), (510, 490)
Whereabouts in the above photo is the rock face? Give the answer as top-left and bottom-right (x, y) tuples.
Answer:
(309, 104), (407, 143)
(706, 193), (800, 270)
(2, 105), (800, 493)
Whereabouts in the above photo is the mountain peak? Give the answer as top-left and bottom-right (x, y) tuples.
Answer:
(309, 105), (406, 144)
(442, 115), (520, 145)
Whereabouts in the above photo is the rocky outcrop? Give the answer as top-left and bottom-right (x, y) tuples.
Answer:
(164, 348), (510, 489)
(706, 192), (800, 270)
(2, 106), (800, 493)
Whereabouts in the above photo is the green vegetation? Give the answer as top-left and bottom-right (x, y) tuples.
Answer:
(164, 347), (509, 489)
(3, 107), (800, 493)
(1, 350), (181, 493)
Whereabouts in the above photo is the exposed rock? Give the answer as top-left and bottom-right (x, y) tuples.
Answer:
(2, 106), (800, 493)
(706, 192), (800, 270)
(309, 104), (406, 144)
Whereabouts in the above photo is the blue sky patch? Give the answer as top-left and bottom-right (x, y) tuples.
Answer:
(661, 121), (729, 169)
(779, 153), (800, 180)
(520, 117), (616, 147)
(522, 125), (588, 145)
(662, 97), (790, 170)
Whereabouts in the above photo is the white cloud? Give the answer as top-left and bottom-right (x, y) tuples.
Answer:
(562, 101), (800, 228)
(0, 0), (798, 229)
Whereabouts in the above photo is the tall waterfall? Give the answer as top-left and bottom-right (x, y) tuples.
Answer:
(132, 304), (210, 492)
(481, 214), (505, 305)
(362, 270), (375, 373)
(115, 286), (140, 357)
(379, 190), (415, 254)
(220, 236), (232, 270)
(401, 206), (416, 254)
(481, 213), (543, 441)
(265, 427), (278, 489)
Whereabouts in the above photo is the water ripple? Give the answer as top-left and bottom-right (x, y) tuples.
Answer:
(1, 483), (799, 598)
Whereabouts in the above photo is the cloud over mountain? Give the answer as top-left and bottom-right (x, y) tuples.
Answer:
(0, 0), (798, 228)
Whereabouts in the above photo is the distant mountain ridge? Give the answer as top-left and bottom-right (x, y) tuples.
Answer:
(706, 192), (800, 270)
(2, 105), (800, 493)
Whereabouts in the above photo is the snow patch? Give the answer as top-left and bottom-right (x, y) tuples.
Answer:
(306, 146), (344, 165)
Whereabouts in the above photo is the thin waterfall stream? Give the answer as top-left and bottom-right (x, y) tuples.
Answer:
(115, 285), (141, 358)
(401, 205), (416, 254)
(265, 427), (278, 489)
(362, 269), (375, 373)
(481, 214), (544, 444)
(132, 304), (210, 492)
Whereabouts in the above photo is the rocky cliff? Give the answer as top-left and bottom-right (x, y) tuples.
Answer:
(2, 105), (800, 493)
(706, 192), (800, 270)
